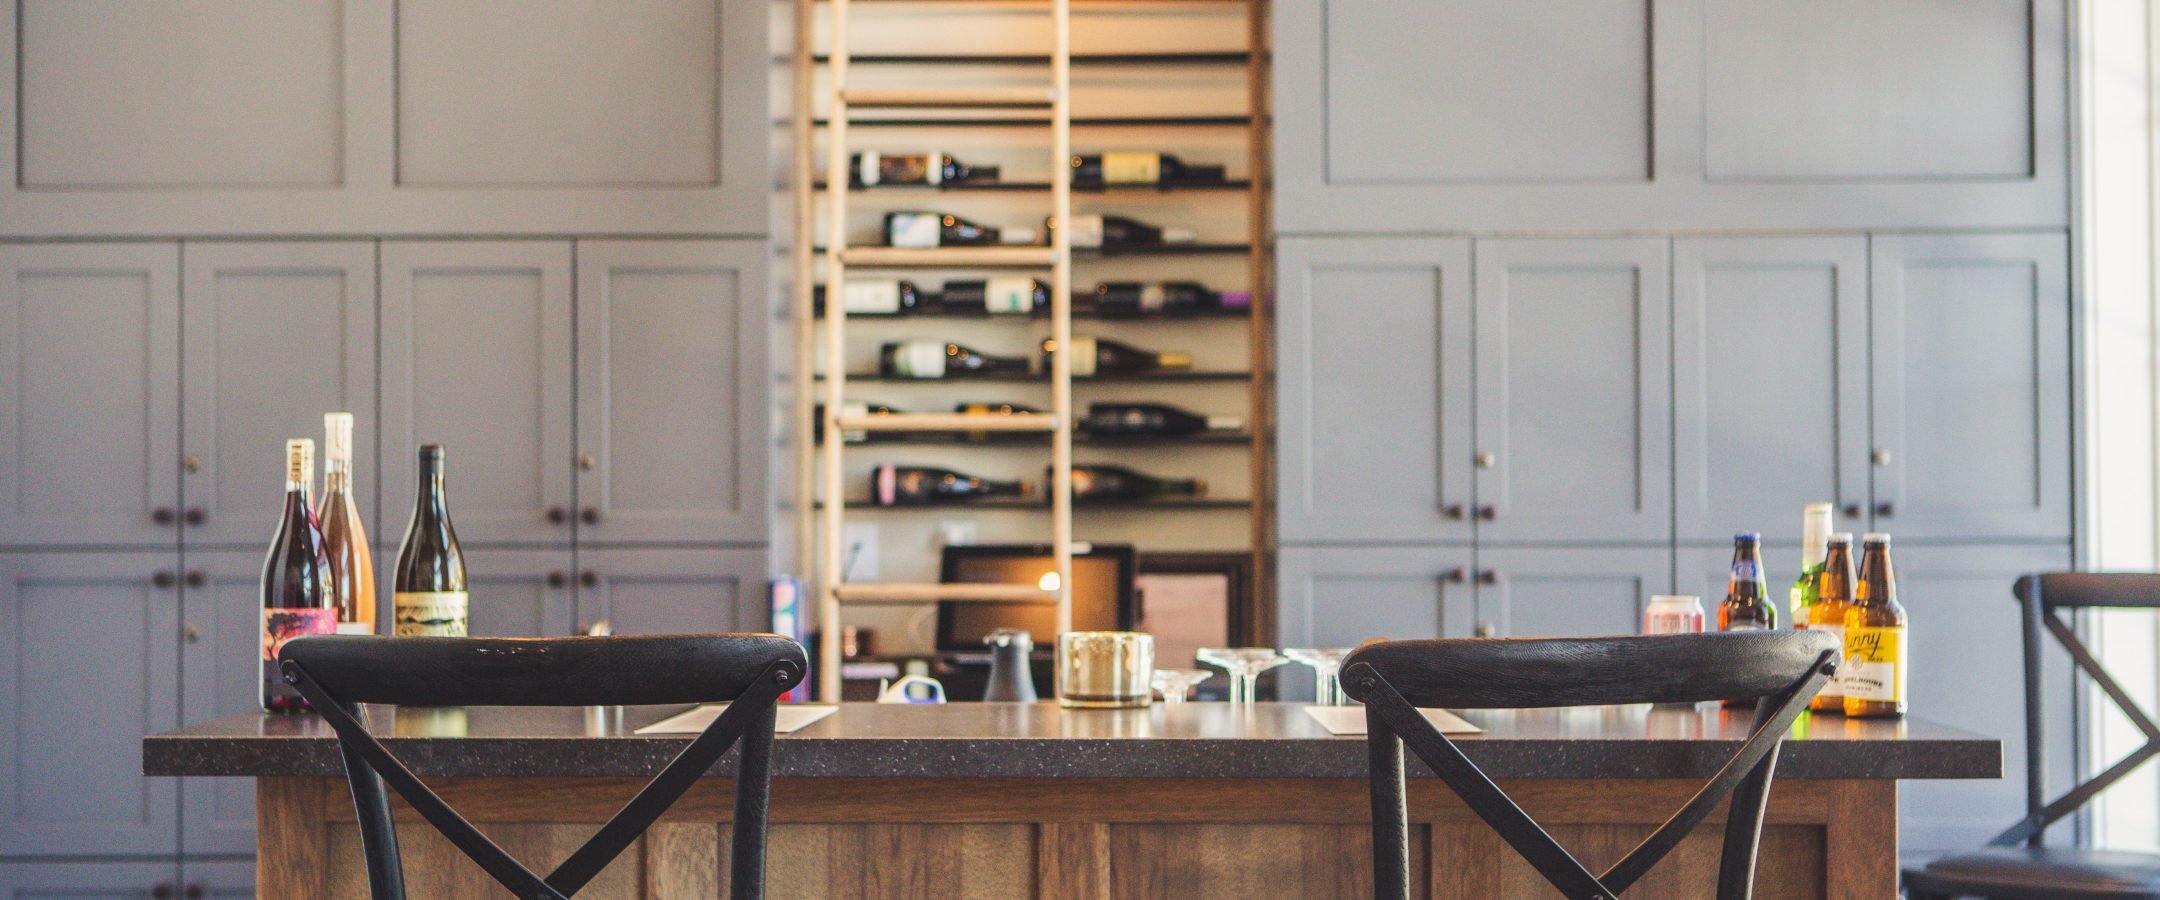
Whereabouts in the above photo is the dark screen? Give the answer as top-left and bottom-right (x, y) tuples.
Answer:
(940, 552), (1127, 649)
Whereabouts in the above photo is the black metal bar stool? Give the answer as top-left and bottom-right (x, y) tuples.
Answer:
(1341, 631), (1840, 900)
(1904, 573), (2160, 899)
(277, 633), (806, 900)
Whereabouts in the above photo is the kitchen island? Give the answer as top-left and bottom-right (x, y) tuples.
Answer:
(145, 702), (1997, 898)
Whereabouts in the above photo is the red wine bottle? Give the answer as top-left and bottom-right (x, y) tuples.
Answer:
(883, 211), (1039, 248)
(870, 464), (1032, 506)
(879, 340), (1032, 378)
(1079, 403), (1242, 437)
(1061, 464), (1207, 502)
(851, 151), (998, 187)
(1070, 152), (1225, 188)
(262, 438), (336, 712)
(393, 445), (468, 637)
(1092, 281), (1250, 318)
(1043, 336), (1192, 376)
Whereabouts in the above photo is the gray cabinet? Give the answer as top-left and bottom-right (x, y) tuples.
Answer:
(0, 245), (181, 547)
(575, 548), (769, 635)
(0, 552), (179, 857)
(452, 547), (578, 639)
(1475, 547), (1672, 640)
(574, 241), (767, 545)
(379, 241), (575, 546)
(1277, 546), (1477, 648)
(181, 242), (378, 546)
(1673, 237), (1871, 542)
(1473, 239), (1671, 543)
(0, 861), (181, 899)
(1275, 238), (1473, 544)
(177, 552), (280, 858)
(178, 861), (254, 899)
(1870, 233), (2073, 540)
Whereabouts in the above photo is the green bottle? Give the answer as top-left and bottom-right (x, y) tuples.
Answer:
(1789, 503), (1833, 624)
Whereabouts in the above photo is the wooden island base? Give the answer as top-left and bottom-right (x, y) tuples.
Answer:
(257, 776), (1894, 898)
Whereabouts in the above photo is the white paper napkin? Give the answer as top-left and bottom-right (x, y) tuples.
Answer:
(1303, 705), (1482, 735)
(634, 704), (838, 735)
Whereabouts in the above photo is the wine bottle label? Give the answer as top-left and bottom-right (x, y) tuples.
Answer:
(394, 591), (469, 637)
(1803, 622), (1847, 699)
(1066, 336), (1099, 376)
(1101, 152), (1162, 184)
(1843, 626), (1905, 702)
(263, 607), (337, 708)
(1722, 622), (1765, 632)
(892, 341), (948, 378)
(1135, 283), (1167, 314)
(886, 212), (941, 248)
(287, 439), (314, 486)
(1065, 214), (1105, 249)
(1205, 415), (1245, 431)
(1155, 351), (1194, 370)
(873, 465), (898, 506)
(843, 280), (902, 314)
(982, 277), (1037, 314)
(334, 622), (374, 636)
(856, 151), (882, 187)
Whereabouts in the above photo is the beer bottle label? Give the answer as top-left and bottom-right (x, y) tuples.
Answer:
(1842, 625), (1904, 702)
(1804, 622), (1847, 699)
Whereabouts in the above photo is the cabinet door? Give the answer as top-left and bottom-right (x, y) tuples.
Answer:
(0, 552), (179, 856)
(574, 547), (767, 636)
(574, 241), (767, 544)
(0, 861), (181, 899)
(175, 551), (289, 857)
(1277, 546), (1477, 645)
(1475, 547), (1672, 640)
(437, 547), (577, 638)
(179, 859), (255, 899)
(1473, 239), (1671, 543)
(181, 242), (377, 546)
(0, 244), (180, 546)
(380, 242), (574, 545)
(1673, 237), (1870, 542)
(1870, 233), (2071, 540)
(1276, 238), (1474, 543)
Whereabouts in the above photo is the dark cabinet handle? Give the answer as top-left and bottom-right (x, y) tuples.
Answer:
(183, 507), (207, 526)
(580, 571), (599, 588)
(152, 884), (174, 900)
(185, 570), (206, 589)
(1444, 567), (1466, 584)
(184, 885), (205, 899)
(1477, 570), (1499, 586)
(1443, 503), (1465, 520)
(580, 507), (600, 525)
(547, 507), (568, 525)
(152, 571), (177, 589)
(546, 571), (568, 588)
(1476, 505), (1498, 521)
(1875, 502), (1895, 518)
(1842, 503), (1863, 519)
(152, 507), (177, 526)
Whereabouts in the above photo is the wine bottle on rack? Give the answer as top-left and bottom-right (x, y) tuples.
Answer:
(939, 277), (1049, 315)
(1044, 335), (1193, 377)
(1061, 464), (1208, 502)
(816, 402), (902, 444)
(880, 340), (1033, 379)
(318, 413), (375, 635)
(1080, 403), (1243, 437)
(393, 444), (468, 637)
(1092, 281), (1250, 318)
(883, 211), (1039, 249)
(262, 438), (336, 712)
(1052, 214), (1197, 250)
(955, 402), (1046, 442)
(871, 464), (1033, 506)
(851, 151), (998, 187)
(1070, 152), (1224, 188)
(814, 279), (930, 316)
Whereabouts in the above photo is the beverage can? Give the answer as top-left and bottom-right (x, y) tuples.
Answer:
(1644, 594), (1706, 635)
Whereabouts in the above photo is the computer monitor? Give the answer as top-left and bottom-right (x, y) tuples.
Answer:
(936, 544), (1136, 652)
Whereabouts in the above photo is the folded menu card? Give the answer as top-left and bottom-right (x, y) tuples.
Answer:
(1303, 705), (1482, 735)
(634, 704), (839, 736)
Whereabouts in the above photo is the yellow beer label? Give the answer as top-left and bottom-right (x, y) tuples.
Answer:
(1842, 625), (1904, 703)
(1101, 152), (1162, 185)
(394, 591), (469, 637)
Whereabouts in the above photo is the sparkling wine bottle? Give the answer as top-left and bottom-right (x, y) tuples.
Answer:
(262, 439), (336, 712)
(1079, 403), (1242, 437)
(883, 211), (1039, 248)
(870, 464), (1032, 506)
(851, 151), (998, 187)
(813, 280), (930, 316)
(393, 445), (468, 637)
(816, 402), (902, 444)
(954, 401), (1047, 441)
(1053, 214), (1196, 249)
(1092, 281), (1250, 318)
(1043, 336), (1192, 377)
(318, 413), (375, 635)
(1070, 152), (1224, 188)
(1062, 464), (1207, 502)
(879, 340), (1032, 379)
(939, 277), (1049, 315)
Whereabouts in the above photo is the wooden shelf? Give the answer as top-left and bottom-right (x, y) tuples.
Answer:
(814, 52), (1251, 66)
(822, 431), (1254, 447)
(821, 370), (1254, 383)
(841, 87), (1057, 108)
(812, 179), (1253, 193)
(811, 115), (1256, 128)
(817, 304), (1250, 320)
(823, 497), (1253, 511)
(820, 244), (1251, 259)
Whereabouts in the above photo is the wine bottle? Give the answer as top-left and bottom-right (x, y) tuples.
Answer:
(851, 151), (998, 187)
(393, 444), (468, 637)
(954, 401), (1046, 441)
(1053, 214), (1197, 250)
(813, 280), (930, 316)
(1092, 281), (1251, 318)
(1070, 152), (1225, 188)
(1043, 335), (1192, 377)
(1062, 464), (1207, 502)
(1079, 403), (1242, 437)
(883, 211), (1039, 249)
(870, 464), (1031, 506)
(879, 340), (1032, 379)
(938, 277), (1049, 315)
(816, 402), (902, 444)
(262, 439), (336, 712)
(318, 413), (375, 635)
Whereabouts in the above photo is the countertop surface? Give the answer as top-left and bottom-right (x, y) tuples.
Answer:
(144, 702), (2000, 781)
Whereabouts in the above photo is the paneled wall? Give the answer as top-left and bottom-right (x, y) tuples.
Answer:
(0, 1), (770, 893)
(1273, 0), (2077, 858)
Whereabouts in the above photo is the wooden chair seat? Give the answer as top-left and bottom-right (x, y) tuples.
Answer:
(1906, 846), (2160, 899)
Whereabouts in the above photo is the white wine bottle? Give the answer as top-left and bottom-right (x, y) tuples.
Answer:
(393, 444), (468, 637)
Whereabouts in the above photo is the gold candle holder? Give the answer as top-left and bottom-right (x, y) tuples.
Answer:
(1057, 631), (1154, 709)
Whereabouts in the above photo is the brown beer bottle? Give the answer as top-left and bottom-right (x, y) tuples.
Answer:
(1804, 534), (1858, 714)
(1842, 534), (1908, 718)
(1718, 533), (1775, 708)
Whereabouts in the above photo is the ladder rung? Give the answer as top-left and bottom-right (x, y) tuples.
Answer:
(839, 246), (1057, 267)
(834, 582), (1057, 603)
(838, 412), (1060, 433)
(840, 87), (1057, 109)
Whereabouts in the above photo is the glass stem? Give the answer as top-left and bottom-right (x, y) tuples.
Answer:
(1232, 672), (1256, 704)
(1317, 672), (1341, 706)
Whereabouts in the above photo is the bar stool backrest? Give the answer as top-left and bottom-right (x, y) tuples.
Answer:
(277, 633), (807, 900)
(1340, 632), (1839, 900)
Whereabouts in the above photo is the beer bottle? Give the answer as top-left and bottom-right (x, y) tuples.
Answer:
(1805, 534), (1858, 714)
(1718, 533), (1775, 707)
(1789, 503), (1832, 622)
(1842, 534), (1908, 718)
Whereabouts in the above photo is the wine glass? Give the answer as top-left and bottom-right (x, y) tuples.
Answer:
(1195, 648), (1287, 704)
(1150, 668), (1213, 705)
(1282, 648), (1353, 706)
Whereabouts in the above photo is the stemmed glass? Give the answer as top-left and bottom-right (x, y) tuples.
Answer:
(1196, 648), (1287, 704)
(1283, 648), (1353, 705)
(1150, 669), (1213, 705)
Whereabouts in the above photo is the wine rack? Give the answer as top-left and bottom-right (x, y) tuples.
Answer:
(792, 0), (1272, 698)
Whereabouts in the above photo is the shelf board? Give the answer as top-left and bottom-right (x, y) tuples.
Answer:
(820, 370), (1254, 383)
(841, 87), (1057, 109)
(810, 115), (1256, 128)
(817, 305), (1251, 321)
(811, 179), (1253, 193)
(818, 244), (1251, 260)
(814, 52), (1251, 66)
(821, 431), (1254, 447)
(822, 497), (1253, 511)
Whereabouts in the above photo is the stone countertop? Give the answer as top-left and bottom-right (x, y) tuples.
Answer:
(143, 702), (1999, 781)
